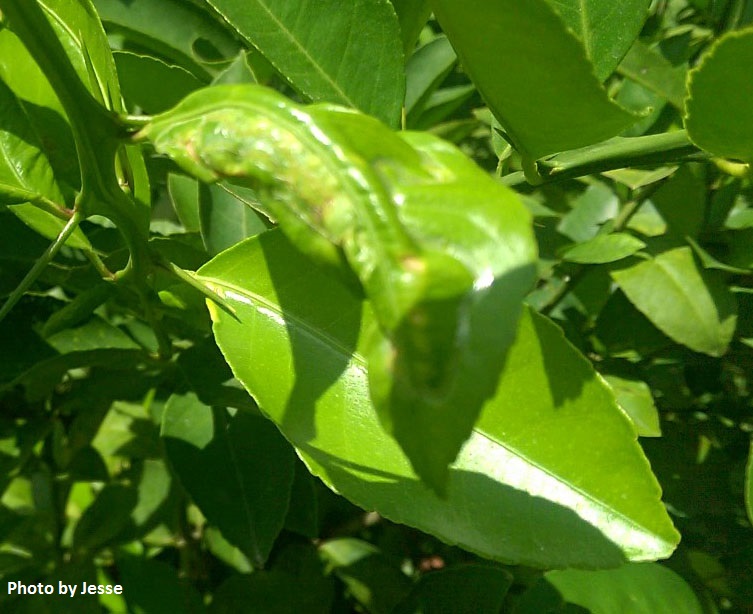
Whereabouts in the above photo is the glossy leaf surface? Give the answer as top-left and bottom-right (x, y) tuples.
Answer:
(545, 563), (703, 613)
(162, 392), (295, 566)
(40, 0), (123, 111)
(203, 0), (405, 126)
(612, 247), (737, 357)
(199, 230), (679, 568)
(0, 79), (90, 249)
(142, 83), (536, 492)
(685, 28), (753, 162)
(549, 0), (650, 81)
(431, 0), (640, 160)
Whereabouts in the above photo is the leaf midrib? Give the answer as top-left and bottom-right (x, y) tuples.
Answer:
(210, 0), (354, 106)
(204, 276), (666, 544)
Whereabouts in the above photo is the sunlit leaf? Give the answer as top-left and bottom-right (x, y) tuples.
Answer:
(431, 0), (640, 160)
(612, 247), (737, 356)
(200, 230), (679, 568)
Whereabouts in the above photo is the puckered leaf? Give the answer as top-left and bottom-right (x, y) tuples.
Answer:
(198, 230), (679, 568)
(141, 83), (536, 493)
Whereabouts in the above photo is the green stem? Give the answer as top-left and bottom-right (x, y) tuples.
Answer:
(502, 131), (708, 187)
(0, 208), (84, 323)
(0, 0), (151, 275)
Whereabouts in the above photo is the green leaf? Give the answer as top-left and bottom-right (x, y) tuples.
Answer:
(394, 564), (512, 614)
(114, 51), (203, 114)
(0, 79), (64, 205)
(0, 79), (91, 249)
(8, 205), (91, 250)
(404, 36), (457, 121)
(603, 375), (661, 438)
(200, 230), (679, 568)
(545, 563), (703, 613)
(161, 392), (295, 567)
(611, 247), (737, 356)
(685, 27), (753, 162)
(168, 174), (201, 233)
(143, 84), (537, 493)
(558, 183), (620, 242)
(390, 0), (432, 55)
(40, 0), (124, 111)
(561, 233), (645, 264)
(209, 543), (334, 614)
(199, 183), (269, 256)
(431, 0), (640, 160)
(0, 27), (80, 189)
(746, 440), (753, 526)
(283, 459), (319, 538)
(650, 165), (706, 239)
(117, 554), (204, 614)
(93, 0), (241, 80)
(72, 484), (137, 554)
(548, 0), (650, 81)
(319, 538), (412, 614)
(618, 39), (687, 109)
(203, 0), (405, 126)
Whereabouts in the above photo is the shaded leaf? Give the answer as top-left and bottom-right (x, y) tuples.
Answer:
(0, 79), (90, 249)
(114, 51), (203, 114)
(431, 0), (640, 160)
(72, 484), (137, 554)
(394, 564), (512, 614)
(404, 36), (456, 121)
(204, 0), (405, 126)
(651, 165), (706, 239)
(612, 247), (737, 356)
(117, 554), (204, 614)
(746, 441), (753, 526)
(685, 27), (753, 162)
(320, 538), (412, 614)
(168, 173), (201, 233)
(162, 392), (295, 567)
(94, 0), (241, 79)
(0, 27), (80, 189)
(390, 0), (432, 55)
(199, 183), (268, 256)
(209, 543), (334, 614)
(283, 459), (319, 538)
(618, 39), (687, 109)
(200, 230), (679, 568)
